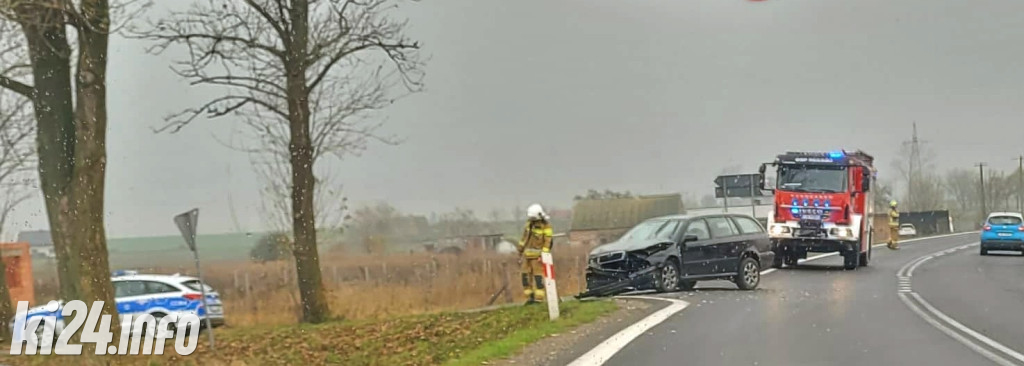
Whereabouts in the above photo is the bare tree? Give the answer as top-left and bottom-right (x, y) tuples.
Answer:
(252, 151), (349, 235)
(138, 0), (424, 323)
(0, 1), (147, 344)
(0, 57), (33, 338)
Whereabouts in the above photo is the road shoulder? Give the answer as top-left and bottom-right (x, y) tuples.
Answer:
(489, 298), (665, 366)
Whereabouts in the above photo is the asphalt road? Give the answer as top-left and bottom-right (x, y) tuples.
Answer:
(595, 232), (1023, 366)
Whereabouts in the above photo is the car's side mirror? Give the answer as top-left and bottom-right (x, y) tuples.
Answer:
(862, 173), (871, 192)
(683, 234), (699, 243)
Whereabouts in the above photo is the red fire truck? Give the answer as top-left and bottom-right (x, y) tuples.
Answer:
(758, 150), (877, 270)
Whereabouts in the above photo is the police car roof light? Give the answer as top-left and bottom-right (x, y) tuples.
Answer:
(827, 150), (844, 159)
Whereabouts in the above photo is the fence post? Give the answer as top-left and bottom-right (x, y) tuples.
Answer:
(501, 262), (513, 304)
(381, 262), (388, 281)
(362, 266), (371, 282)
(244, 271), (251, 301)
(332, 266), (339, 284)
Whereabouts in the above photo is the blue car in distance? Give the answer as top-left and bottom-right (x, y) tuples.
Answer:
(980, 212), (1024, 255)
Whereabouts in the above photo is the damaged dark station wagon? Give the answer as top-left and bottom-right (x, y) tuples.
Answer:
(578, 213), (775, 298)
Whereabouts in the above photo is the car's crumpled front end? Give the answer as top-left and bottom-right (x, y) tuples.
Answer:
(577, 241), (675, 298)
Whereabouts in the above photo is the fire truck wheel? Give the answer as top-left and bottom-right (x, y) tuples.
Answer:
(859, 245), (871, 267)
(843, 250), (860, 270)
(771, 251), (784, 268)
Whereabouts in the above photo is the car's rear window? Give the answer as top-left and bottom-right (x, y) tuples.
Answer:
(988, 216), (1023, 225)
(181, 279), (215, 292)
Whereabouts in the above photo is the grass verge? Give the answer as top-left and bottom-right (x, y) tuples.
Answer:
(4, 299), (616, 366)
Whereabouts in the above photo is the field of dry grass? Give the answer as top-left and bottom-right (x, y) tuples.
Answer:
(33, 245), (598, 326)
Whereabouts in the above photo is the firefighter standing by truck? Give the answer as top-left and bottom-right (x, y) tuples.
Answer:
(518, 203), (553, 304)
(888, 200), (901, 250)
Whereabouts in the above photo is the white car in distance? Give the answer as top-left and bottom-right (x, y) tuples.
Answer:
(898, 223), (917, 237)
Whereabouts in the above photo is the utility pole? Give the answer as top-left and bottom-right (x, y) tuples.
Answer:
(901, 123), (926, 212)
(977, 163), (988, 225)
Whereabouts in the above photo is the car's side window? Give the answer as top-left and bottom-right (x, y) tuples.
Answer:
(706, 217), (738, 239)
(683, 219), (711, 241)
(732, 216), (765, 235)
(115, 281), (147, 297)
(144, 281), (180, 295)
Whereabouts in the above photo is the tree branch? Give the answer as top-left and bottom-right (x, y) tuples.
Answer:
(0, 76), (33, 99)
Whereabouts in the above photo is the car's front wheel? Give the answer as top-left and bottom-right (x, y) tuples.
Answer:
(655, 260), (680, 293)
(735, 257), (760, 290)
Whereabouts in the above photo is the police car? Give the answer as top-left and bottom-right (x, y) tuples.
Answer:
(14, 271), (224, 340)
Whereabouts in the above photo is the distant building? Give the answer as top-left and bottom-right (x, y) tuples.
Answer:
(568, 194), (684, 246)
(18, 230), (55, 259)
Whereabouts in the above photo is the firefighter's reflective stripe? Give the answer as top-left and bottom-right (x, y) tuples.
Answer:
(523, 248), (543, 258)
(532, 228), (553, 236)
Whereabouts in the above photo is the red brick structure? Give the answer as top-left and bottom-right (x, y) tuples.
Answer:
(0, 242), (33, 305)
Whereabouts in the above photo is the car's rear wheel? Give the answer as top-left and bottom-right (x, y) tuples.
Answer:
(734, 257), (760, 290)
(980, 246), (988, 255)
(655, 260), (680, 293)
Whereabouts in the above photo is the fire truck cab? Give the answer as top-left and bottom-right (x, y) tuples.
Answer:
(759, 150), (876, 270)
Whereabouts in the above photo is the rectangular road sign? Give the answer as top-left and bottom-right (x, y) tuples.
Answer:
(714, 174), (767, 198)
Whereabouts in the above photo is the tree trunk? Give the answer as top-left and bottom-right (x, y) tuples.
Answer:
(14, 3), (82, 302)
(10, 1), (118, 348)
(286, 0), (330, 323)
(0, 253), (11, 340)
(71, 0), (118, 338)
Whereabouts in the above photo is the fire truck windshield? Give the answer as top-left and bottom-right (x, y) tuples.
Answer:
(777, 165), (848, 193)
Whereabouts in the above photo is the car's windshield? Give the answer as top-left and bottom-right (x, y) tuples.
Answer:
(988, 216), (1023, 225)
(777, 165), (847, 193)
(620, 220), (679, 242)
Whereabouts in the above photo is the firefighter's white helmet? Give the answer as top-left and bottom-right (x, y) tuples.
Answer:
(526, 203), (547, 220)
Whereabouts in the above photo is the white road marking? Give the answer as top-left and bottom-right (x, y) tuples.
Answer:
(897, 241), (1024, 365)
(571, 232), (979, 366)
(565, 296), (689, 366)
(898, 293), (1018, 366)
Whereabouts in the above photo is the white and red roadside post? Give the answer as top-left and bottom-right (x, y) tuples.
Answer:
(541, 252), (560, 320)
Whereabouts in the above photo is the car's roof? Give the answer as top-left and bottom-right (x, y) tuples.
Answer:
(112, 274), (199, 283)
(988, 212), (1024, 218)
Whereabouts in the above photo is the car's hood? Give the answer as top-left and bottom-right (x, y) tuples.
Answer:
(590, 238), (673, 256)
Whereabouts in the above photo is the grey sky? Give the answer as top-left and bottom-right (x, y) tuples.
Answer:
(9, 0), (1024, 238)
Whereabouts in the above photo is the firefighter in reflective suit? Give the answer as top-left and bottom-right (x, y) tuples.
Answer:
(888, 200), (901, 250)
(518, 204), (553, 304)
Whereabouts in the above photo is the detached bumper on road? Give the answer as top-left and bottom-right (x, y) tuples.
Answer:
(577, 266), (658, 299)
